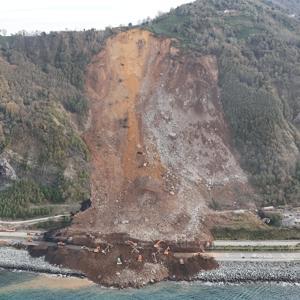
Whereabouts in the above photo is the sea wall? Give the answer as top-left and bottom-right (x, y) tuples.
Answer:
(1, 246), (299, 285)
(0, 247), (84, 277)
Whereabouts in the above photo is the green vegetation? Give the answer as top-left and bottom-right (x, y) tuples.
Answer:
(212, 227), (300, 240)
(209, 244), (300, 252)
(268, 0), (300, 14)
(258, 210), (283, 227)
(149, 0), (300, 206)
(65, 95), (88, 114)
(28, 216), (72, 230)
(0, 180), (53, 219)
(0, 30), (113, 219)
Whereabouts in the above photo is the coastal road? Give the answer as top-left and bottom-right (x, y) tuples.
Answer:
(0, 231), (44, 240)
(209, 251), (300, 262)
(0, 215), (69, 226)
(213, 240), (300, 247)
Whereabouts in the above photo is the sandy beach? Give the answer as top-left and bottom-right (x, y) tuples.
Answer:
(0, 273), (94, 293)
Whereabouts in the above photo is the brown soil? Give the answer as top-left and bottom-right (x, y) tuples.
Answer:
(70, 28), (252, 242)
(29, 239), (218, 288)
(43, 28), (253, 287)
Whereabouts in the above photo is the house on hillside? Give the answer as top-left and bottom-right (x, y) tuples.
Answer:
(223, 9), (239, 16)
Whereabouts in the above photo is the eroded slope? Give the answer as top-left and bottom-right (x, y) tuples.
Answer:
(68, 29), (251, 242)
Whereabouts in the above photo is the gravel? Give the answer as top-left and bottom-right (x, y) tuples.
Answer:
(196, 261), (300, 283)
(0, 247), (84, 277)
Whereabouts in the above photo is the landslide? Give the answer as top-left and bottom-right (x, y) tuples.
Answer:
(44, 28), (251, 286)
(69, 28), (251, 242)
(4, 0), (300, 287)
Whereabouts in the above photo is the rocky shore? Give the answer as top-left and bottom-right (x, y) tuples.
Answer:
(1, 246), (299, 285)
(196, 261), (300, 283)
(0, 247), (84, 277)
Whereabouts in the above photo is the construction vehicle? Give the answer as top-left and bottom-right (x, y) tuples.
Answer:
(151, 252), (158, 263)
(117, 257), (123, 265)
(126, 240), (140, 254)
(101, 244), (112, 255)
(154, 240), (165, 253)
(125, 240), (138, 247)
(137, 254), (143, 262)
(164, 246), (171, 255)
(93, 246), (101, 253)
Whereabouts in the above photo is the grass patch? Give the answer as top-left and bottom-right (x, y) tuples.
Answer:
(27, 216), (72, 231)
(209, 245), (300, 251)
(212, 227), (300, 240)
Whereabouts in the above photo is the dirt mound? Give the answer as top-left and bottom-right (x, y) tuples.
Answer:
(29, 238), (217, 288)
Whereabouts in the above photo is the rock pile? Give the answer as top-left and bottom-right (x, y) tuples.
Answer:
(196, 261), (300, 283)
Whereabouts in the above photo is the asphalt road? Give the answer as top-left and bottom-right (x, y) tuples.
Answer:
(0, 215), (68, 226)
(1, 231), (300, 263)
(213, 240), (300, 247)
(209, 251), (300, 262)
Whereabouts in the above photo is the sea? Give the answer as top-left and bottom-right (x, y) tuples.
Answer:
(0, 270), (299, 300)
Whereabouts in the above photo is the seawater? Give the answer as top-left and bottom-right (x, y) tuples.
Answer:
(0, 270), (299, 300)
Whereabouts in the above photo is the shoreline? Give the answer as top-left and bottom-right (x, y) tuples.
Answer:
(195, 261), (300, 283)
(0, 265), (85, 278)
(0, 247), (299, 285)
(1, 264), (299, 285)
(0, 247), (84, 278)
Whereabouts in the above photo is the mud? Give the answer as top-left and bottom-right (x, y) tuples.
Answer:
(29, 236), (218, 288)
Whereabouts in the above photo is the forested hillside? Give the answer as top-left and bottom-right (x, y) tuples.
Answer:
(0, 29), (112, 218)
(1, 0), (300, 220)
(148, 0), (300, 206)
(268, 0), (300, 14)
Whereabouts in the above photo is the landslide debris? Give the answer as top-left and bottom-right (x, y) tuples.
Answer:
(70, 28), (251, 243)
(44, 28), (250, 287)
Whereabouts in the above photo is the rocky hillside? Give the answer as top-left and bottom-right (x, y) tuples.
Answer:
(0, 0), (299, 221)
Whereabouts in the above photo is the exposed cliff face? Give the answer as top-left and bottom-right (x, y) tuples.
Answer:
(64, 29), (252, 243)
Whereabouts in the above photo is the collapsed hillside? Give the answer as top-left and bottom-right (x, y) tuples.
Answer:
(0, 0), (299, 221)
(1, 0), (300, 286)
(70, 29), (251, 242)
